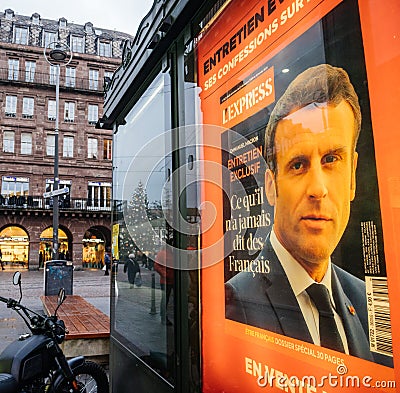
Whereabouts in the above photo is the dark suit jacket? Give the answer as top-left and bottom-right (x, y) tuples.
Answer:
(225, 238), (393, 367)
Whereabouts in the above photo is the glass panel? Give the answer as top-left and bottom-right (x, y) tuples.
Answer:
(99, 41), (111, 57)
(14, 27), (28, 45)
(88, 138), (98, 158)
(8, 59), (19, 81)
(49, 65), (57, 85)
(112, 70), (174, 384)
(1, 177), (29, 197)
(64, 102), (75, 122)
(48, 100), (56, 120)
(103, 139), (112, 160)
(71, 36), (84, 53)
(47, 135), (55, 156)
(3, 131), (15, 153)
(65, 67), (76, 87)
(43, 31), (57, 48)
(22, 97), (34, 118)
(88, 104), (98, 124)
(21, 133), (32, 155)
(0, 226), (29, 269)
(87, 183), (111, 209)
(5, 96), (17, 117)
(63, 136), (74, 157)
(25, 61), (36, 82)
(89, 69), (99, 90)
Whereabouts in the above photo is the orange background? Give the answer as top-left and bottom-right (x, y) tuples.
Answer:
(199, 0), (400, 391)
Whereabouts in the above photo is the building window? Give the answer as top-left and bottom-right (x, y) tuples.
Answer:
(88, 138), (98, 159)
(43, 31), (58, 48)
(45, 179), (71, 194)
(59, 18), (67, 29)
(71, 35), (84, 53)
(3, 131), (15, 153)
(8, 59), (19, 81)
(63, 136), (74, 157)
(87, 182), (111, 209)
(47, 134), (55, 156)
(14, 27), (28, 45)
(49, 65), (57, 85)
(65, 67), (76, 87)
(99, 41), (111, 57)
(21, 133), (32, 155)
(103, 139), (112, 160)
(31, 14), (40, 25)
(64, 102), (75, 122)
(1, 176), (29, 197)
(5, 96), (17, 117)
(89, 69), (99, 90)
(25, 61), (36, 82)
(48, 100), (56, 120)
(22, 97), (34, 119)
(5, 9), (13, 20)
(88, 104), (99, 125)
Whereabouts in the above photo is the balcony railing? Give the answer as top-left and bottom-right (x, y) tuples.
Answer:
(0, 68), (105, 93)
(0, 195), (111, 212)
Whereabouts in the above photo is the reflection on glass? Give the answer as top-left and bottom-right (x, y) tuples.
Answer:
(112, 71), (175, 384)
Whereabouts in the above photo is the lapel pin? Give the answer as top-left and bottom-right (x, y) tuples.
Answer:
(347, 305), (356, 315)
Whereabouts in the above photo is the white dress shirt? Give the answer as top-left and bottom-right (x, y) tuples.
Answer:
(270, 229), (349, 353)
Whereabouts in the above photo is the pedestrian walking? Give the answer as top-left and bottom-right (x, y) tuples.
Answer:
(124, 253), (140, 288)
(104, 250), (111, 276)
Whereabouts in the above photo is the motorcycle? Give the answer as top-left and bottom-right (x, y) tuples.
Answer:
(0, 271), (109, 393)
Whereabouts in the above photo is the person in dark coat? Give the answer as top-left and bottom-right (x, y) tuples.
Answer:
(0, 249), (4, 270)
(104, 250), (111, 276)
(124, 253), (140, 288)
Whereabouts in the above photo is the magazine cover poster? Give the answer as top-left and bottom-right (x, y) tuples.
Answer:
(197, 0), (397, 391)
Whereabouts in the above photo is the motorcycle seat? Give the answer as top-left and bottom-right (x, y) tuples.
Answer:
(0, 373), (18, 393)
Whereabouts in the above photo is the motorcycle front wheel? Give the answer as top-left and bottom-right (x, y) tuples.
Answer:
(55, 360), (109, 393)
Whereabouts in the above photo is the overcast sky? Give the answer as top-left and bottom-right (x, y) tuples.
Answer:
(2, 0), (154, 36)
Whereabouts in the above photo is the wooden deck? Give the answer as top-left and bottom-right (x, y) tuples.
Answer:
(40, 295), (110, 340)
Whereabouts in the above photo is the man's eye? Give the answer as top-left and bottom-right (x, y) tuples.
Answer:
(292, 162), (303, 170)
(324, 155), (338, 164)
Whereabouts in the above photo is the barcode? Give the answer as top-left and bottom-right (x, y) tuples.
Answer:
(365, 276), (393, 357)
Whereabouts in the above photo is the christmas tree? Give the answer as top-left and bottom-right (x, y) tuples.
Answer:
(123, 181), (164, 255)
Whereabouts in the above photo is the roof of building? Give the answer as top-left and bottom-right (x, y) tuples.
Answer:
(1, 8), (133, 41)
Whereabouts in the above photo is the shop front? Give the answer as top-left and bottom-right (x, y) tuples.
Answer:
(102, 0), (400, 392)
(82, 227), (110, 268)
(39, 227), (70, 267)
(0, 226), (29, 269)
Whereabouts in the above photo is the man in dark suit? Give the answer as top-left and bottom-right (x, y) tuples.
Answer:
(225, 64), (392, 367)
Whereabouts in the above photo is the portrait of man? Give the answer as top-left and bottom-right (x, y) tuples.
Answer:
(225, 64), (392, 367)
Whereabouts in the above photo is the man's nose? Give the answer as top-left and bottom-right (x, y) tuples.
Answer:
(306, 165), (328, 199)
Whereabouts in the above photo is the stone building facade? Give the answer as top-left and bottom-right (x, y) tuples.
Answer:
(0, 8), (132, 269)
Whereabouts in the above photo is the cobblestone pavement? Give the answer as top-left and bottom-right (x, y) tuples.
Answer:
(0, 268), (110, 354)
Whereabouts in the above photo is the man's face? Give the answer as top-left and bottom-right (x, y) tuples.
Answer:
(265, 101), (358, 273)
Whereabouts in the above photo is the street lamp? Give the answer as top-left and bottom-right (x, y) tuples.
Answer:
(44, 41), (72, 260)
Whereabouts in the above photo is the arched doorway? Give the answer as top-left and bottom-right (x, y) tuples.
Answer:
(82, 226), (110, 269)
(39, 227), (71, 268)
(0, 226), (29, 269)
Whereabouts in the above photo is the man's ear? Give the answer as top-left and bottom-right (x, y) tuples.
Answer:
(265, 169), (276, 206)
(350, 151), (358, 201)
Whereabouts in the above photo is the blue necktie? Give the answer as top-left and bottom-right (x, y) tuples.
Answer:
(306, 283), (345, 353)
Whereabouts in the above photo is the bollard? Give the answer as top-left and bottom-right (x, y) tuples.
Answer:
(149, 272), (157, 314)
